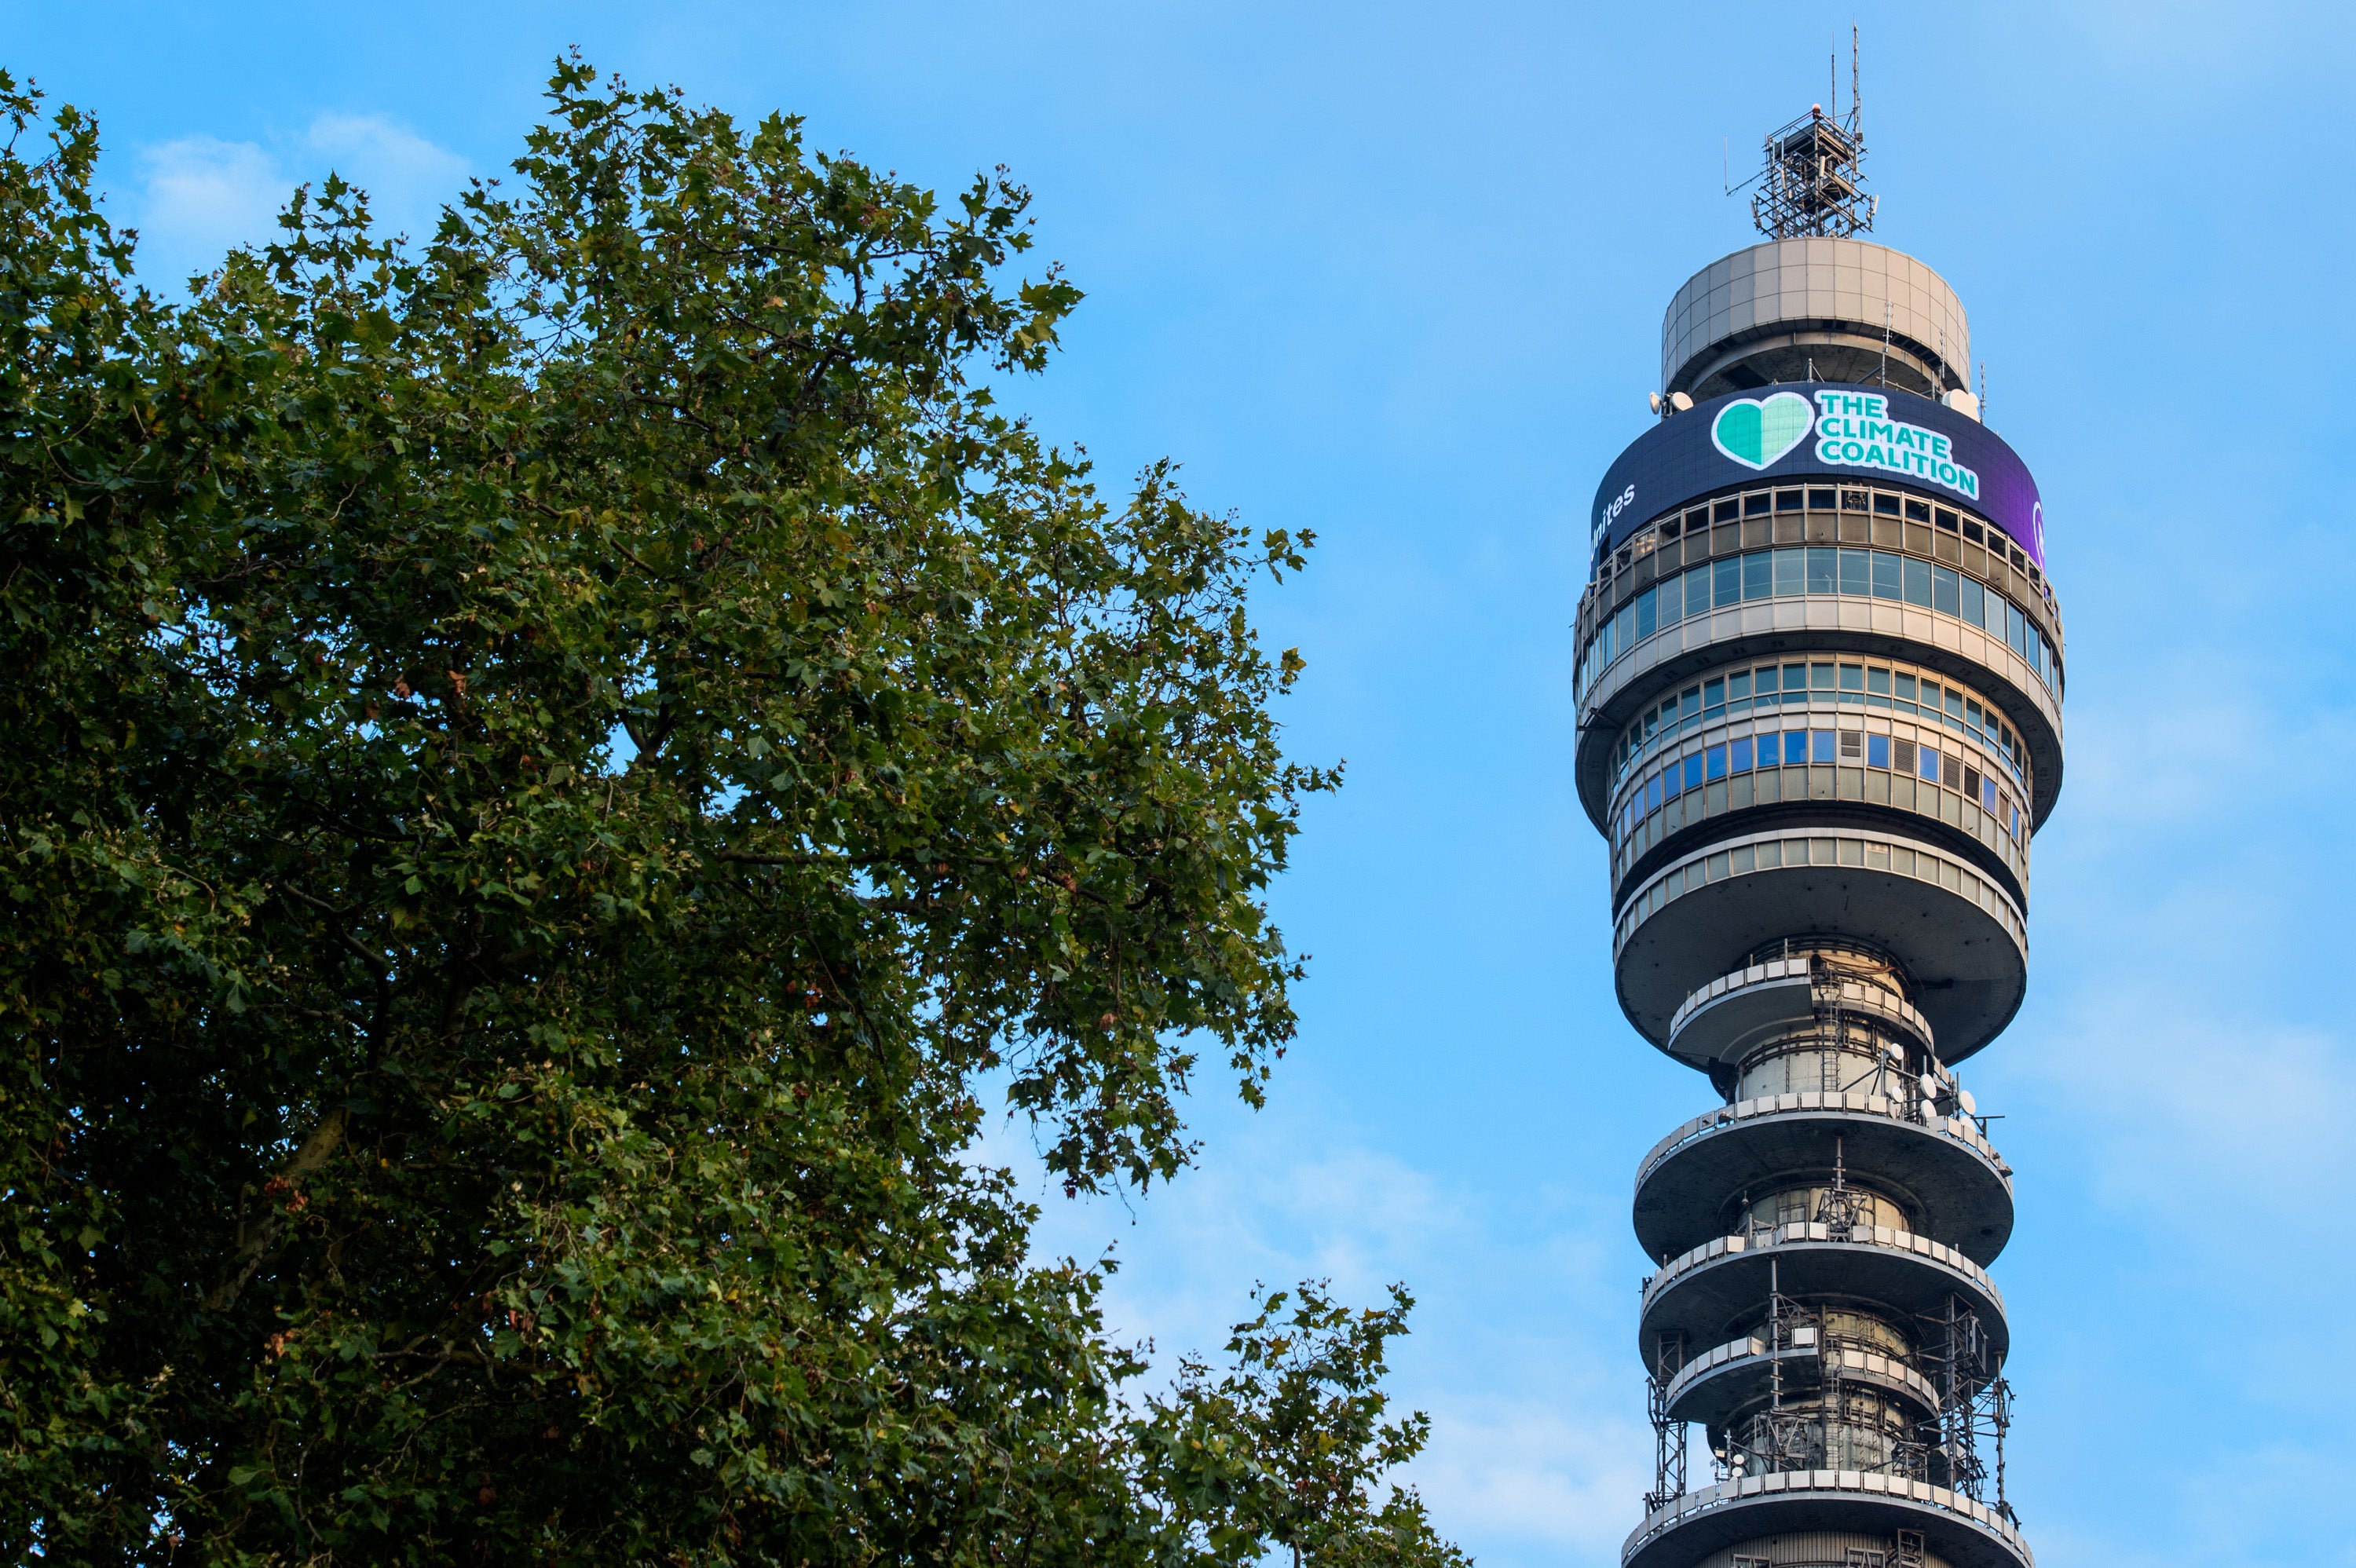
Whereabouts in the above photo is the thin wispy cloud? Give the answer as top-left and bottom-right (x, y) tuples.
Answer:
(130, 113), (469, 285)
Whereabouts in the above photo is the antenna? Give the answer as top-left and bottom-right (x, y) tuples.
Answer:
(1743, 33), (1872, 238)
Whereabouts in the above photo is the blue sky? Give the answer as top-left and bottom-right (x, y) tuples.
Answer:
(11, 2), (2356, 1564)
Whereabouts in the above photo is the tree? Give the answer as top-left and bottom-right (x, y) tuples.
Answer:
(0, 58), (1465, 1568)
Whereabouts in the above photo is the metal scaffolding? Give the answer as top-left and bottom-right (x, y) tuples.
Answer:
(1735, 28), (1875, 239)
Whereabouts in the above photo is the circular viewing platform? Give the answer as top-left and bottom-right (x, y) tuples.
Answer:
(1638, 1223), (2008, 1367)
(1622, 1471), (2032, 1568)
(1633, 1089), (2014, 1265)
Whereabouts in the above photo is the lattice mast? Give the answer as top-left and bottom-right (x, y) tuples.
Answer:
(1738, 27), (1875, 239)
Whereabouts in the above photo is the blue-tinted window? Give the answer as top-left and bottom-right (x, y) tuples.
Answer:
(1773, 548), (1805, 596)
(1683, 754), (1703, 791)
(1868, 734), (1890, 769)
(1838, 663), (1864, 693)
(1982, 777), (1997, 811)
(1783, 732), (1808, 765)
(1811, 729), (1835, 764)
(1919, 746), (1940, 781)
(1687, 566), (1713, 620)
(1743, 552), (1772, 600)
(1945, 688), (1965, 726)
(2007, 602), (2026, 656)
(1714, 556), (1742, 607)
(1933, 564), (1960, 616)
(1961, 576), (1985, 629)
(1703, 678), (1725, 710)
(1783, 663), (1808, 693)
(1731, 736), (1754, 771)
(1729, 671), (1752, 701)
(1637, 587), (1657, 639)
(1754, 664), (1777, 693)
(1706, 745), (1728, 781)
(1811, 663), (1835, 690)
(1681, 686), (1701, 723)
(1806, 546), (1838, 594)
(1839, 549), (1870, 595)
(1871, 550), (1902, 600)
(1904, 556), (1933, 607)
(1647, 773), (1663, 811)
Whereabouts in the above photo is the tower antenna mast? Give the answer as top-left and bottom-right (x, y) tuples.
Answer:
(1745, 27), (1875, 239)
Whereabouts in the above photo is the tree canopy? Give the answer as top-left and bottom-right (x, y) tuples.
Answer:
(0, 58), (1468, 1568)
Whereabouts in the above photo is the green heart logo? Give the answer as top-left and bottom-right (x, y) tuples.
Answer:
(1710, 390), (1816, 471)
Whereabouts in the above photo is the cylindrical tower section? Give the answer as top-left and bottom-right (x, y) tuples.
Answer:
(1580, 229), (2059, 1568)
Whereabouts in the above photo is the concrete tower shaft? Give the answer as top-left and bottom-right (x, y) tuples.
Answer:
(1575, 230), (2058, 1568)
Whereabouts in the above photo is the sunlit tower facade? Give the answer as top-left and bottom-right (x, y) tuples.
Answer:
(1571, 88), (2062, 1568)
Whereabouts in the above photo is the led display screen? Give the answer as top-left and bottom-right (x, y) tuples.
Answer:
(1590, 382), (2045, 568)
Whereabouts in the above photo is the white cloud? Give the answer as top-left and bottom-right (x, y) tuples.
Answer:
(1410, 1398), (1652, 1554)
(130, 114), (469, 286)
(137, 135), (287, 279)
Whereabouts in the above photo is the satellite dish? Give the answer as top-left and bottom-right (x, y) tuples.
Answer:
(1918, 1071), (1939, 1098)
(1648, 392), (1664, 414)
(1669, 391), (1695, 413)
(1957, 1087), (1977, 1117)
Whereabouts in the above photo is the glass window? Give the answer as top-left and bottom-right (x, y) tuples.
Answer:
(1808, 488), (1836, 509)
(1686, 565), (1712, 620)
(1647, 773), (1663, 812)
(1714, 499), (1739, 523)
(1744, 493), (1772, 516)
(1965, 764), (1981, 798)
(1703, 678), (1725, 710)
(1871, 550), (1902, 600)
(1775, 490), (1803, 512)
(1838, 663), (1864, 692)
(1773, 548), (1805, 596)
(1893, 738), (1916, 774)
(1783, 663), (1807, 693)
(1904, 498), (1931, 522)
(1895, 672), (1916, 702)
(1867, 667), (1892, 696)
(1961, 576), (1985, 629)
(1945, 688), (1965, 726)
(1806, 546), (1838, 594)
(1811, 729), (1835, 764)
(1868, 733), (1890, 768)
(1904, 556), (1933, 607)
(1684, 754), (1704, 791)
(1706, 744), (1728, 780)
(1874, 493), (1901, 517)
(1919, 746), (1940, 782)
(1810, 662), (1834, 690)
(1754, 664), (1778, 694)
(1982, 776), (1998, 811)
(1731, 736), (1754, 771)
(1729, 671), (1752, 701)
(1783, 732), (1808, 765)
(1637, 587), (1657, 638)
(1714, 555), (1742, 607)
(1933, 564), (1960, 616)
(1838, 548), (1870, 595)
(1743, 551), (1772, 600)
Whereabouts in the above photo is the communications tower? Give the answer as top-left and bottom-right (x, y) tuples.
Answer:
(1573, 71), (2061, 1568)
